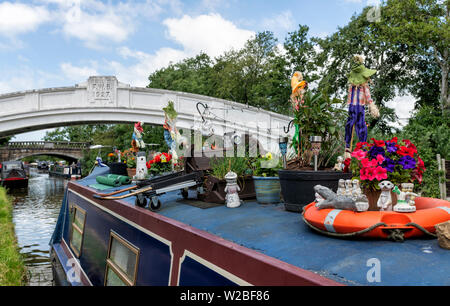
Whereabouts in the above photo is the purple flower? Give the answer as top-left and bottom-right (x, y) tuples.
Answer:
(398, 156), (416, 170)
(369, 146), (385, 159)
(382, 157), (396, 173)
(386, 141), (398, 153)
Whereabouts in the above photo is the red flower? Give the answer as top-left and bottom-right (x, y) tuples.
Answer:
(371, 138), (385, 147)
(154, 155), (161, 163)
(417, 157), (426, 171)
(390, 137), (398, 144)
(343, 158), (351, 173)
(397, 146), (416, 157)
(355, 142), (369, 151)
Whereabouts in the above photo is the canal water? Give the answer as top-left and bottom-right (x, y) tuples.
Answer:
(10, 168), (66, 286)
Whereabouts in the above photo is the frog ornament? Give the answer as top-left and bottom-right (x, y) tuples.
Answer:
(392, 183), (418, 213)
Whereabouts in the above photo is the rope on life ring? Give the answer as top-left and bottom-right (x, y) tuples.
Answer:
(405, 222), (437, 238)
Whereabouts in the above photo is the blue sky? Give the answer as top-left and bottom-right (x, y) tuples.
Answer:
(1, 0), (412, 141)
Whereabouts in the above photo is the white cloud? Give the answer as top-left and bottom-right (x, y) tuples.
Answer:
(163, 13), (255, 58)
(60, 13), (255, 87)
(261, 11), (295, 35)
(385, 94), (416, 128)
(0, 2), (51, 36)
(60, 62), (98, 81)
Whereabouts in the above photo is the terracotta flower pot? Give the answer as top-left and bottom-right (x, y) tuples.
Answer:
(126, 168), (136, 178)
(363, 189), (397, 211)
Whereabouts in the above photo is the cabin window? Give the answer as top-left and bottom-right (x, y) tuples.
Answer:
(69, 205), (86, 257)
(105, 231), (139, 286)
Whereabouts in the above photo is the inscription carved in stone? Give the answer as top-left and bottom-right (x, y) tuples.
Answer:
(87, 76), (117, 105)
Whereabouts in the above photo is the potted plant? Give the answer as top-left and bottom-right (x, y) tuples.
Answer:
(251, 152), (282, 204)
(105, 151), (128, 176)
(123, 149), (137, 177)
(346, 137), (426, 210)
(198, 157), (255, 204)
(279, 88), (352, 212)
(146, 152), (173, 176)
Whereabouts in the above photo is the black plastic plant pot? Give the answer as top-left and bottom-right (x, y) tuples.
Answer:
(108, 162), (128, 176)
(278, 170), (353, 213)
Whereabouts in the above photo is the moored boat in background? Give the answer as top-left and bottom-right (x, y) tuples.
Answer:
(0, 160), (29, 189)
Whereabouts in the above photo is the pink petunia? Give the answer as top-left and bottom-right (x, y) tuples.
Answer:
(351, 149), (367, 161)
(373, 166), (388, 181)
(360, 167), (375, 181)
(376, 154), (385, 164)
(361, 158), (378, 168)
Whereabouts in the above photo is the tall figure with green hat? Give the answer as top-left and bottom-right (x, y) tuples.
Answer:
(344, 55), (380, 158)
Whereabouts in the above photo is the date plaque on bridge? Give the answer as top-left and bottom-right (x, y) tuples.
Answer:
(87, 76), (117, 105)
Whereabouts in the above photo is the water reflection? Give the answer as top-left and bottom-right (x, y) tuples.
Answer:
(10, 168), (66, 286)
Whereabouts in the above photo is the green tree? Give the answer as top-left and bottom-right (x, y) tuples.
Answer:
(381, 0), (450, 113)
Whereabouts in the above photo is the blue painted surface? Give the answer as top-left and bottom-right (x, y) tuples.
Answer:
(179, 256), (238, 286)
(67, 168), (450, 286)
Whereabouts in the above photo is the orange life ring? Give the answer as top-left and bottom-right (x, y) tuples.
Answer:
(302, 197), (450, 240)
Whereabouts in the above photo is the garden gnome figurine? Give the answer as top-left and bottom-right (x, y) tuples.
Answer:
(344, 55), (380, 159)
(132, 121), (145, 152)
(224, 171), (241, 208)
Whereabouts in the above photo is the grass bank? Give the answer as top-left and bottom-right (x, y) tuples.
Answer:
(0, 187), (26, 286)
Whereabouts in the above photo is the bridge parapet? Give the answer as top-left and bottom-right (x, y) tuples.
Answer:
(4, 141), (91, 150)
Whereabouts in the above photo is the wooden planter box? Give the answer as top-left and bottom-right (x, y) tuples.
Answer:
(197, 175), (256, 204)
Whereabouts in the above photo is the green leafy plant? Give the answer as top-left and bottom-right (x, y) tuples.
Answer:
(209, 157), (252, 180)
(251, 152), (281, 177)
(290, 89), (346, 168)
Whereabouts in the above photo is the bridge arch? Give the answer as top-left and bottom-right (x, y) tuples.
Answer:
(12, 152), (80, 163)
(0, 141), (89, 163)
(0, 76), (293, 153)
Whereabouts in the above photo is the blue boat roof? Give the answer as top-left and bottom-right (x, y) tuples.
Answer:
(76, 167), (450, 286)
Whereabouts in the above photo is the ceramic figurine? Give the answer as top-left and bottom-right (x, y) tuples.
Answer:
(135, 151), (148, 180)
(345, 179), (353, 197)
(377, 180), (394, 211)
(131, 121), (145, 152)
(351, 179), (362, 200)
(333, 156), (344, 171)
(354, 194), (369, 212)
(315, 192), (325, 206)
(224, 171), (241, 208)
(344, 55), (380, 159)
(336, 179), (346, 196)
(392, 183), (418, 213)
(314, 185), (357, 211)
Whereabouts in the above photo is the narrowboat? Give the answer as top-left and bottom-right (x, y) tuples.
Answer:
(49, 163), (81, 179)
(50, 165), (450, 286)
(0, 160), (29, 189)
(37, 161), (49, 170)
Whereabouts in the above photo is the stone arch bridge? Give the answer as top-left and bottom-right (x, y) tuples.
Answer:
(0, 76), (293, 154)
(0, 141), (90, 163)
